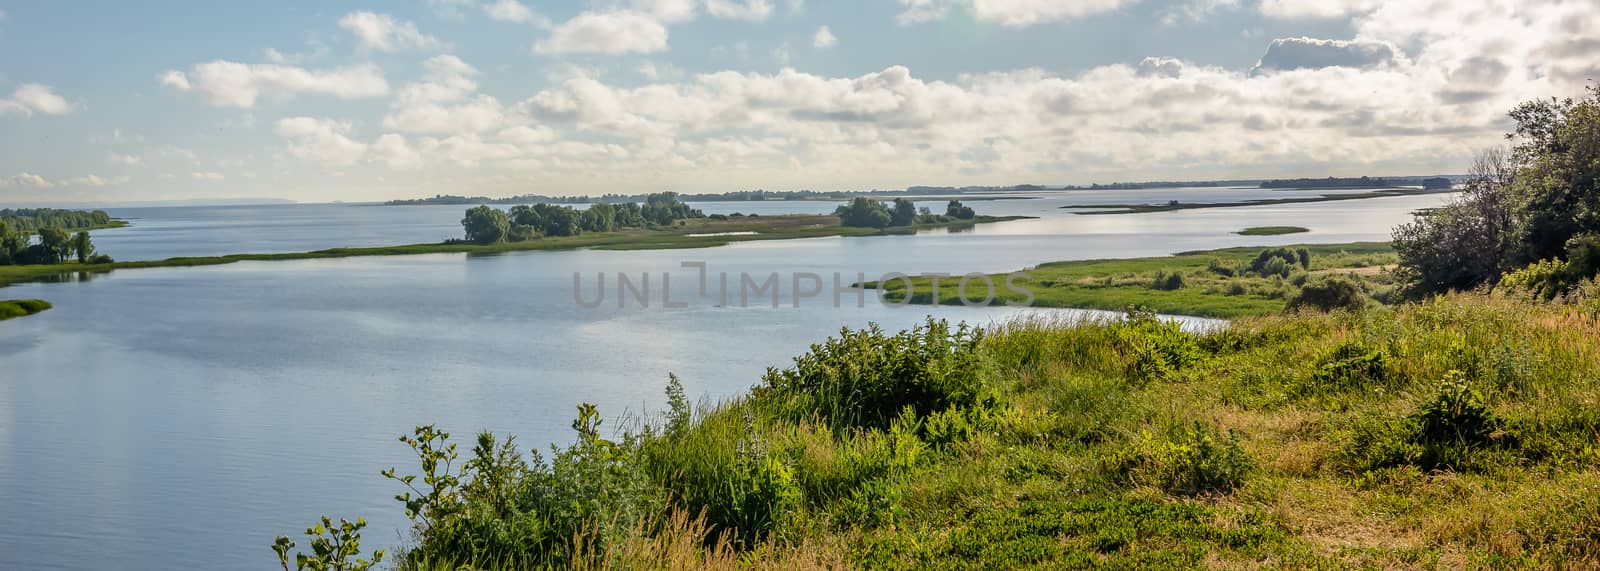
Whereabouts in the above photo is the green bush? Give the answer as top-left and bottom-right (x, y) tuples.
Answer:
(754, 318), (986, 431)
(1149, 270), (1185, 291)
(1286, 278), (1367, 313)
(1110, 422), (1253, 495)
(1118, 309), (1206, 383)
(1306, 339), (1391, 392)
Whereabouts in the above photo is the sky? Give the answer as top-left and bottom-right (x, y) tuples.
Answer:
(0, 0), (1594, 204)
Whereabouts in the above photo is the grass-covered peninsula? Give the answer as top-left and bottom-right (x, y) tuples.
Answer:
(0, 299), (51, 320)
(867, 243), (1397, 318)
(275, 293), (1600, 569)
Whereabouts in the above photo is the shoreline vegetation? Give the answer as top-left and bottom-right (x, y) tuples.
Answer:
(0, 213), (1028, 288)
(0, 299), (51, 320)
(1061, 186), (1456, 215)
(866, 243), (1397, 318)
(1236, 226), (1310, 236)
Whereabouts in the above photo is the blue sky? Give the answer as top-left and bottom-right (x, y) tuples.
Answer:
(0, 0), (1593, 203)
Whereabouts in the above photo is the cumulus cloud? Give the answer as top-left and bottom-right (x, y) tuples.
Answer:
(625, 0), (699, 23)
(159, 61), (389, 108)
(108, 153), (144, 167)
(535, 11), (669, 55)
(276, 117), (370, 166)
(1137, 57), (1185, 78)
(1259, 0), (1379, 20)
(191, 171), (225, 180)
(896, 0), (1138, 27)
(705, 0), (774, 21)
(483, 0), (548, 25)
(1, 172), (126, 188)
(1252, 37), (1400, 73)
(813, 25), (837, 49)
(369, 134), (423, 169)
(382, 55), (507, 135)
(338, 12), (444, 52)
(0, 84), (74, 117)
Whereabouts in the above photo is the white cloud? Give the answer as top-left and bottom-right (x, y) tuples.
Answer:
(276, 117), (370, 166)
(1253, 37), (1401, 73)
(382, 55), (508, 135)
(705, 0), (774, 21)
(1161, 0), (1241, 25)
(1, 172), (54, 188)
(191, 171), (226, 180)
(626, 0), (699, 23)
(0, 84), (74, 117)
(108, 153), (144, 167)
(483, 0), (547, 25)
(160, 61), (389, 108)
(896, 0), (1137, 27)
(813, 25), (837, 49)
(369, 134), (423, 169)
(1259, 0), (1379, 20)
(535, 11), (669, 55)
(1, 172), (126, 188)
(338, 12), (443, 52)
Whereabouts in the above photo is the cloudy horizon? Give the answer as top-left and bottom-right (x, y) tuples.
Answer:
(0, 0), (1594, 204)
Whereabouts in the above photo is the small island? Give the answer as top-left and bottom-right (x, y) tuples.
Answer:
(1236, 226), (1309, 236)
(0, 299), (51, 321)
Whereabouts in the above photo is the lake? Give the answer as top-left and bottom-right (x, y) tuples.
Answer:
(0, 189), (1452, 570)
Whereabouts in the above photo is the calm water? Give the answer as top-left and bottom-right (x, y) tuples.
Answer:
(0, 189), (1453, 570)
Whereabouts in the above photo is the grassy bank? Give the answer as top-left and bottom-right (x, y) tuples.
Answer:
(1062, 187), (1453, 215)
(1237, 226), (1309, 236)
(0, 214), (1028, 287)
(866, 243), (1397, 318)
(0, 299), (51, 320)
(280, 294), (1600, 569)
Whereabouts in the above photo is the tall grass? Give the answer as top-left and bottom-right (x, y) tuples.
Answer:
(280, 294), (1600, 569)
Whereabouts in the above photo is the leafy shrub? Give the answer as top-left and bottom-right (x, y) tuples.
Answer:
(1110, 422), (1253, 495)
(1413, 371), (1503, 445)
(1499, 258), (1571, 300)
(1224, 282), (1248, 296)
(1306, 339), (1391, 392)
(1286, 278), (1367, 313)
(650, 408), (801, 547)
(1149, 270), (1185, 291)
(1118, 309), (1206, 383)
(1249, 248), (1300, 277)
(1206, 258), (1236, 277)
(754, 318), (986, 431)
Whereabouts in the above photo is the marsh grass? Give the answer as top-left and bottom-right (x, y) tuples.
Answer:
(873, 242), (1399, 318)
(0, 298), (51, 320)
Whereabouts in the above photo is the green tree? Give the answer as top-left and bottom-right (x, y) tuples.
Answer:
(461, 206), (510, 244)
(1394, 87), (1599, 296)
(37, 227), (71, 263)
(72, 231), (94, 263)
(834, 198), (892, 228)
(945, 200), (975, 220)
(890, 198), (917, 226)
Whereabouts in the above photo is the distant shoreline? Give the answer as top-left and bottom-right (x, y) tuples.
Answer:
(0, 214), (1031, 288)
(1061, 187), (1455, 215)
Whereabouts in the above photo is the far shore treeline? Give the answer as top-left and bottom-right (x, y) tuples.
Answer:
(459, 192), (706, 244)
(0, 210), (112, 266)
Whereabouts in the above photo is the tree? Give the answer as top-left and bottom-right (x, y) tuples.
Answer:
(891, 198), (917, 226)
(462, 206), (510, 244)
(72, 231), (94, 263)
(945, 200), (975, 220)
(1394, 87), (1599, 296)
(581, 203), (616, 233)
(37, 227), (71, 263)
(834, 198), (892, 228)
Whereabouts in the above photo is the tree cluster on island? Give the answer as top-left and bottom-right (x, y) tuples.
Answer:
(459, 192), (705, 244)
(834, 198), (977, 229)
(0, 221), (108, 266)
(1258, 176), (1454, 190)
(0, 208), (117, 233)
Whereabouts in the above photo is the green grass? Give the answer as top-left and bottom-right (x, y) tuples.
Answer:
(287, 293), (1600, 569)
(1236, 226), (1309, 236)
(0, 298), (51, 320)
(0, 214), (1030, 287)
(1062, 187), (1454, 215)
(865, 242), (1398, 318)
